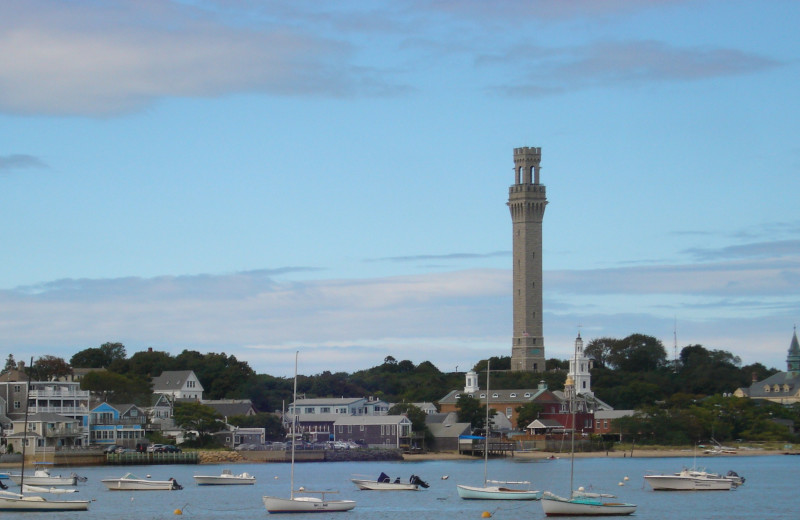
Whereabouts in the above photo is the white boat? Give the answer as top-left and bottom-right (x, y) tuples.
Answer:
(22, 484), (78, 494)
(0, 491), (89, 512)
(8, 465), (78, 487)
(539, 347), (636, 516)
(457, 482), (541, 500)
(194, 469), (256, 485)
(0, 357), (90, 512)
(456, 361), (542, 501)
(263, 352), (356, 513)
(644, 469), (732, 491)
(101, 472), (183, 491)
(540, 491), (638, 516)
(351, 473), (428, 491)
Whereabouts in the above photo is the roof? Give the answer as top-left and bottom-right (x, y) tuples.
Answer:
(428, 421), (471, 439)
(438, 387), (552, 405)
(745, 370), (800, 398)
(594, 410), (635, 420)
(333, 415), (412, 426)
(295, 413), (342, 423)
(526, 418), (564, 429)
(15, 412), (78, 424)
(152, 370), (203, 391)
(292, 397), (365, 406)
(203, 400), (257, 417)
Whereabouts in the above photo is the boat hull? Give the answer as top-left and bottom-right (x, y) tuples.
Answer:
(101, 478), (177, 491)
(457, 484), (541, 500)
(194, 474), (256, 485)
(350, 479), (418, 491)
(8, 474), (77, 486)
(0, 495), (89, 511)
(541, 494), (636, 516)
(263, 495), (356, 513)
(644, 474), (731, 491)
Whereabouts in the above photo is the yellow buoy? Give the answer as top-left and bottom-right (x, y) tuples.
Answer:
(174, 509), (183, 515)
(482, 511), (492, 518)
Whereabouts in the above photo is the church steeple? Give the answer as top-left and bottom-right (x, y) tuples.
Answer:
(788, 326), (800, 372)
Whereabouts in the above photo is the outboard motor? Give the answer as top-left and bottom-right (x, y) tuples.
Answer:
(0, 480), (7, 490)
(410, 475), (430, 488)
(169, 477), (183, 490)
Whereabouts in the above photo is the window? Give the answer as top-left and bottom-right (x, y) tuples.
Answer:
(381, 425), (385, 435)
(524, 393), (531, 398)
(338, 425), (343, 433)
(14, 385), (21, 392)
(321, 407), (331, 413)
(492, 393), (499, 398)
(506, 407), (512, 417)
(13, 401), (20, 409)
(510, 393), (517, 398)
(348, 425), (352, 433)
(360, 424), (364, 431)
(479, 394), (486, 399)
(305, 408), (315, 414)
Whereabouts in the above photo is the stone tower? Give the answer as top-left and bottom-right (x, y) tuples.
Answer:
(508, 147), (548, 372)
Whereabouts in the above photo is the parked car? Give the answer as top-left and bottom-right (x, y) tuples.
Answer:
(146, 444), (164, 453)
(103, 444), (124, 454)
(156, 444), (181, 453)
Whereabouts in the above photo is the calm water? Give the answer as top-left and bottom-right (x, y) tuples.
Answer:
(5, 454), (796, 519)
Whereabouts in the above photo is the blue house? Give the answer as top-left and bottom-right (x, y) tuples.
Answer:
(89, 402), (147, 449)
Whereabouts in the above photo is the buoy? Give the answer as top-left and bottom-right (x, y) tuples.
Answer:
(146, 475), (151, 479)
(618, 482), (624, 486)
(482, 512), (492, 518)
(298, 486), (305, 491)
(578, 486), (585, 492)
(623, 476), (629, 481)
(274, 476), (279, 479)
(441, 475), (449, 480)
(174, 509), (183, 515)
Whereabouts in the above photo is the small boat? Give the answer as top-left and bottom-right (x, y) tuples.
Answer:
(22, 484), (79, 494)
(101, 473), (183, 491)
(194, 469), (256, 486)
(8, 464), (78, 486)
(539, 345), (636, 516)
(644, 469), (732, 491)
(262, 352), (356, 513)
(540, 491), (637, 516)
(457, 481), (541, 500)
(0, 491), (89, 512)
(351, 473), (429, 491)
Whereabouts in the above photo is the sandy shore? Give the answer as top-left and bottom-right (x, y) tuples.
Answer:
(403, 447), (796, 461)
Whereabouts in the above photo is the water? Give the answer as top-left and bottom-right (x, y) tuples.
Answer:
(6, 454), (795, 519)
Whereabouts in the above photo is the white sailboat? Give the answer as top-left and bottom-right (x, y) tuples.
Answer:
(457, 360), (541, 501)
(262, 352), (356, 513)
(0, 358), (90, 512)
(540, 349), (636, 516)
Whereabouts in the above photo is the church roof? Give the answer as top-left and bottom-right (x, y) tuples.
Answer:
(788, 327), (800, 371)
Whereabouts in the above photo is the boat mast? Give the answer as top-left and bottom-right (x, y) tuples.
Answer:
(483, 359), (490, 486)
(290, 351), (298, 500)
(20, 357), (34, 492)
(570, 347), (576, 496)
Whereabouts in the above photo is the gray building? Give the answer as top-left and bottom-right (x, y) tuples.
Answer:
(509, 147), (548, 372)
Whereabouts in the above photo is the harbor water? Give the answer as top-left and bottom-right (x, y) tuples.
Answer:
(3, 453), (795, 519)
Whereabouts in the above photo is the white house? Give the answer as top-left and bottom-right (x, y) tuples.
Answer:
(152, 370), (204, 401)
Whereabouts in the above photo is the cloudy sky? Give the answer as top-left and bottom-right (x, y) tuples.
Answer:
(1, 0), (798, 377)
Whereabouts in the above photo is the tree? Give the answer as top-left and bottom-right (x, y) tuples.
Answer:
(388, 403), (433, 445)
(515, 401), (543, 429)
(584, 338), (616, 368)
(173, 401), (224, 439)
(456, 395), (495, 430)
(70, 342), (127, 368)
(32, 355), (72, 381)
(80, 370), (152, 405)
(2, 354), (15, 374)
(607, 334), (667, 372)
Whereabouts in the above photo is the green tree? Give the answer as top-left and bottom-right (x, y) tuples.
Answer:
(71, 342), (127, 368)
(80, 370), (152, 405)
(2, 354), (16, 374)
(32, 355), (72, 380)
(515, 401), (543, 429)
(173, 401), (224, 439)
(607, 334), (667, 372)
(456, 395), (495, 430)
(388, 403), (433, 445)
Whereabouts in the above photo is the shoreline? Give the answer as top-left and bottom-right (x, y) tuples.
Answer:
(402, 447), (797, 461)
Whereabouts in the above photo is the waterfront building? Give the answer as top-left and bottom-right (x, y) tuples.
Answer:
(734, 328), (800, 404)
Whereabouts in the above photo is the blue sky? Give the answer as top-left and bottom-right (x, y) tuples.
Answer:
(1, 0), (798, 377)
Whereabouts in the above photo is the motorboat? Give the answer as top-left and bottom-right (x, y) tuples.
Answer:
(262, 352), (356, 513)
(457, 361), (541, 501)
(8, 464), (78, 486)
(540, 491), (637, 516)
(351, 473), (429, 491)
(194, 469), (256, 485)
(0, 491), (89, 511)
(101, 472), (183, 491)
(683, 469), (744, 486)
(644, 469), (732, 491)
(457, 481), (541, 500)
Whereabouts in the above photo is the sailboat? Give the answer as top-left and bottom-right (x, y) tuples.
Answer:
(540, 350), (636, 516)
(262, 352), (356, 513)
(0, 358), (90, 512)
(457, 360), (541, 500)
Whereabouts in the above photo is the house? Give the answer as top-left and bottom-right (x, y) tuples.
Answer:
(525, 418), (566, 435)
(734, 329), (800, 404)
(211, 426), (266, 448)
(293, 413), (339, 442)
(5, 412), (82, 456)
(152, 370), (204, 401)
(288, 396), (389, 416)
(594, 410), (635, 438)
(333, 415), (412, 448)
(88, 402), (147, 449)
(425, 412), (471, 451)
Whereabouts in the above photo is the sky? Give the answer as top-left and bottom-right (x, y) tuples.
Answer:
(1, 0), (799, 378)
